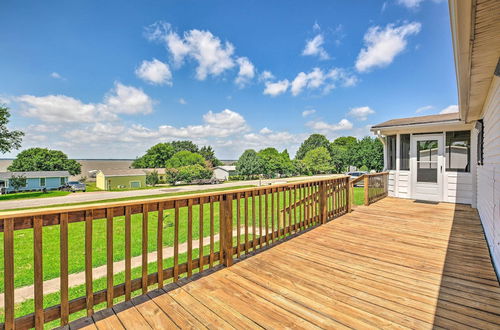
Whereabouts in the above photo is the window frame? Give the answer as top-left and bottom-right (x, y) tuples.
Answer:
(40, 177), (46, 187)
(399, 134), (411, 171)
(386, 135), (396, 170)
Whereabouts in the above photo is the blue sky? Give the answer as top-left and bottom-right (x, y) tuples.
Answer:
(0, 0), (457, 159)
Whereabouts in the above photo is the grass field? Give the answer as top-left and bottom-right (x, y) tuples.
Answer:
(353, 187), (364, 205)
(0, 190), (71, 202)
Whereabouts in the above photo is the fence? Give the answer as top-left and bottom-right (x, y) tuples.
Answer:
(0, 176), (350, 329)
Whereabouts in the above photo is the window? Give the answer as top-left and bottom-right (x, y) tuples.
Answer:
(400, 134), (410, 170)
(387, 135), (396, 170)
(60, 177), (66, 185)
(40, 178), (46, 187)
(476, 120), (484, 165)
(445, 130), (470, 172)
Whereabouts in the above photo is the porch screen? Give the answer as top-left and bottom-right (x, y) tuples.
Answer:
(400, 134), (410, 170)
(387, 135), (396, 170)
(445, 131), (470, 172)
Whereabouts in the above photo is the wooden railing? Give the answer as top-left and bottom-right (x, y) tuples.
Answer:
(349, 172), (389, 209)
(0, 176), (350, 329)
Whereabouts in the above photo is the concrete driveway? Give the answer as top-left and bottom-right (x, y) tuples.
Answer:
(0, 175), (338, 211)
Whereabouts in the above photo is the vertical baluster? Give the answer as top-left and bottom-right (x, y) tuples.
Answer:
(293, 186), (298, 232)
(265, 189), (269, 245)
(174, 201), (180, 280)
(34, 216), (44, 329)
(276, 187), (281, 239)
(199, 199), (204, 271)
(271, 188), (275, 242)
(259, 191), (263, 247)
(252, 191), (256, 251)
(125, 206), (132, 301)
(236, 193), (241, 257)
(60, 213), (69, 326)
(85, 210), (94, 316)
(187, 199), (193, 277)
(106, 208), (114, 308)
(3, 218), (14, 330)
(244, 191), (249, 253)
(209, 197), (214, 268)
(142, 204), (148, 293)
(157, 203), (163, 288)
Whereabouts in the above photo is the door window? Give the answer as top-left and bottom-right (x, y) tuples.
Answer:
(417, 140), (438, 183)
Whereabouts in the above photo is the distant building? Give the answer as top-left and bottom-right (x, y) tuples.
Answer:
(0, 171), (70, 194)
(95, 168), (168, 190)
(213, 166), (236, 181)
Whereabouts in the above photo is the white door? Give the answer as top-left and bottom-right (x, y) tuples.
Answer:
(411, 134), (444, 201)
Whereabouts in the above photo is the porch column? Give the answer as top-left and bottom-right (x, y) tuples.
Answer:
(395, 133), (400, 197)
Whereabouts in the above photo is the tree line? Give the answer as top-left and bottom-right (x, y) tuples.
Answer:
(235, 134), (383, 179)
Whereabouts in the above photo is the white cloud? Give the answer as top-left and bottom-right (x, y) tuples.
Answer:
(397, 0), (424, 8)
(289, 67), (357, 96)
(302, 109), (316, 117)
(440, 105), (458, 114)
(263, 79), (290, 97)
(179, 98), (187, 105)
(102, 82), (153, 115)
(302, 34), (330, 60)
(415, 105), (434, 113)
(348, 106), (375, 121)
(355, 22), (421, 72)
(19, 82), (153, 123)
(313, 22), (321, 31)
(307, 119), (353, 133)
(50, 72), (64, 80)
(259, 70), (275, 82)
(259, 127), (272, 134)
(147, 22), (236, 80)
(235, 57), (255, 87)
(135, 59), (172, 85)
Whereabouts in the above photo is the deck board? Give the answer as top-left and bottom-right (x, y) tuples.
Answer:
(77, 198), (500, 329)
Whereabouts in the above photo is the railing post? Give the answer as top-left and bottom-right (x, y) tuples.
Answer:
(346, 178), (352, 213)
(220, 193), (234, 267)
(319, 181), (327, 224)
(364, 175), (369, 206)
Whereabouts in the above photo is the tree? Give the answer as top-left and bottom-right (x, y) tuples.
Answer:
(295, 134), (330, 160)
(9, 174), (27, 192)
(279, 149), (295, 177)
(165, 151), (206, 168)
(236, 149), (263, 178)
(199, 146), (222, 167)
(0, 106), (24, 154)
(303, 147), (332, 174)
(132, 143), (175, 168)
(171, 140), (199, 154)
(328, 136), (359, 173)
(352, 137), (383, 171)
(258, 147), (285, 178)
(8, 148), (81, 175)
(165, 164), (212, 185)
(146, 170), (160, 186)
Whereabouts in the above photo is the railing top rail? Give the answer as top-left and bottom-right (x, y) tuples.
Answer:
(0, 175), (349, 221)
(349, 172), (388, 185)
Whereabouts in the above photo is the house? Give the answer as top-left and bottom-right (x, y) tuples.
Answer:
(0, 171), (69, 194)
(95, 169), (147, 190)
(213, 165), (236, 181)
(371, 0), (500, 273)
(143, 168), (167, 183)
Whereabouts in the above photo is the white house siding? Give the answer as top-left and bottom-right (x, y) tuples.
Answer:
(476, 77), (500, 274)
(388, 171), (396, 197)
(397, 171), (410, 198)
(444, 172), (473, 204)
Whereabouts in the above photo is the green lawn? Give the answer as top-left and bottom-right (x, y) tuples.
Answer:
(0, 190), (70, 202)
(353, 187), (365, 205)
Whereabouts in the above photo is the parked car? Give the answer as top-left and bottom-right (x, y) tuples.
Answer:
(190, 178), (224, 185)
(60, 181), (86, 192)
(346, 171), (367, 187)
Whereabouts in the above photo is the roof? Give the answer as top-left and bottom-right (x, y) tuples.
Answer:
(0, 171), (70, 179)
(215, 166), (236, 172)
(449, 0), (500, 121)
(98, 169), (147, 177)
(143, 168), (167, 175)
(371, 113), (461, 129)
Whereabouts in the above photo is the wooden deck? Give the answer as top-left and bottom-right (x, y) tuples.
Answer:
(69, 198), (500, 329)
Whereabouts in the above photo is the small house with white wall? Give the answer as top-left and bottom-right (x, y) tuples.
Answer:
(213, 166), (236, 181)
(0, 171), (69, 193)
(371, 0), (500, 273)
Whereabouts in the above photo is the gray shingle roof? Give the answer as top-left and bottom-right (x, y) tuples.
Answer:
(0, 171), (70, 179)
(372, 113), (461, 129)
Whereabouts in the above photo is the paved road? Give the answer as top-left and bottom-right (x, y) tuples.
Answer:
(0, 175), (337, 211)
